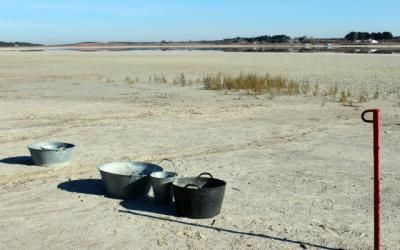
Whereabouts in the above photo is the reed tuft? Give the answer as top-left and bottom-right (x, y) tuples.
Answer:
(202, 73), (303, 96)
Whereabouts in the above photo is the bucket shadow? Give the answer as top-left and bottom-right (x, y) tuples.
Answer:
(120, 198), (177, 216)
(119, 210), (344, 250)
(0, 156), (34, 166)
(57, 179), (105, 196)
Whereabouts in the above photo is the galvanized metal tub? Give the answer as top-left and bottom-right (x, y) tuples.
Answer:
(150, 171), (177, 204)
(27, 142), (75, 166)
(150, 159), (178, 204)
(98, 162), (163, 199)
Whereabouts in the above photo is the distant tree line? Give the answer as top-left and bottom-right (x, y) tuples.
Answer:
(344, 31), (394, 41)
(224, 34), (291, 44)
(0, 41), (42, 47)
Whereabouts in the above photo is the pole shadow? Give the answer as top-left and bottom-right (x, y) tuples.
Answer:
(0, 156), (34, 166)
(118, 210), (345, 250)
(57, 179), (105, 196)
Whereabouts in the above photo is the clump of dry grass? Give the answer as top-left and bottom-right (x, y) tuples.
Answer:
(125, 76), (136, 85)
(300, 80), (311, 95)
(203, 73), (223, 90)
(327, 84), (338, 96)
(147, 74), (167, 84)
(359, 90), (368, 103)
(346, 89), (352, 98)
(312, 83), (319, 96)
(339, 91), (348, 103)
(202, 73), (303, 96)
(397, 94), (400, 106)
(373, 88), (380, 99)
(287, 80), (300, 95)
(153, 74), (167, 84)
(173, 73), (186, 86)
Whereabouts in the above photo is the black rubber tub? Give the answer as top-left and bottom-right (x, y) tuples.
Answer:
(172, 172), (226, 219)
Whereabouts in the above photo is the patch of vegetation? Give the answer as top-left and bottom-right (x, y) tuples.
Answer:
(327, 84), (338, 96)
(173, 73), (186, 86)
(373, 88), (380, 99)
(125, 76), (136, 85)
(126, 71), (399, 106)
(202, 73), (305, 96)
(0, 41), (42, 47)
(358, 90), (369, 103)
(150, 74), (168, 84)
(312, 83), (319, 96)
(339, 91), (348, 103)
(106, 77), (114, 83)
(223, 34), (291, 44)
(300, 80), (311, 95)
(344, 31), (393, 41)
(397, 94), (400, 107)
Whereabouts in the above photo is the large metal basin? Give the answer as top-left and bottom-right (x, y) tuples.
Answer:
(98, 162), (163, 199)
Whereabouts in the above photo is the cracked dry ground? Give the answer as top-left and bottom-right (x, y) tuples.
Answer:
(1, 55), (400, 250)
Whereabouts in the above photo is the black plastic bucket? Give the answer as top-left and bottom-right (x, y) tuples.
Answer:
(172, 173), (226, 219)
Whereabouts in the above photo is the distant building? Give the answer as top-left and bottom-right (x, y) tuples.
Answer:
(369, 39), (379, 44)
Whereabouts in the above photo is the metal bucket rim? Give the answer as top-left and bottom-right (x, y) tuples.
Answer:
(98, 161), (163, 177)
(150, 171), (177, 179)
(173, 176), (226, 190)
(27, 142), (75, 151)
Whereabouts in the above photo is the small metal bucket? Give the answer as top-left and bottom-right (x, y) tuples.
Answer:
(27, 142), (75, 166)
(98, 162), (163, 199)
(150, 159), (178, 204)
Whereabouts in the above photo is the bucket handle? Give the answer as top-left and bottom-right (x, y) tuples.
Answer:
(129, 172), (146, 181)
(157, 158), (177, 173)
(184, 184), (201, 189)
(120, 156), (131, 162)
(197, 172), (213, 179)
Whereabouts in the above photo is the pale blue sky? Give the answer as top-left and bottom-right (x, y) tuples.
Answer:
(0, 0), (399, 44)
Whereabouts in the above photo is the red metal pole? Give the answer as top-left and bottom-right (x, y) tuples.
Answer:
(361, 109), (380, 250)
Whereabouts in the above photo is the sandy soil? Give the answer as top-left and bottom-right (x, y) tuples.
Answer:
(0, 51), (399, 249)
